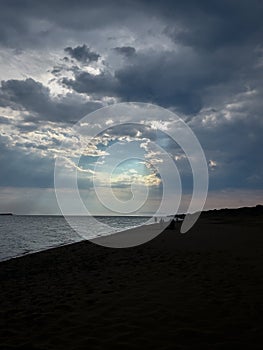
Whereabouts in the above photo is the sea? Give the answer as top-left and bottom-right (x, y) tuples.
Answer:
(0, 215), (157, 262)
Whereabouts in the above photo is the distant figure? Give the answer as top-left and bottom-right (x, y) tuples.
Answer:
(154, 217), (157, 223)
(160, 218), (164, 228)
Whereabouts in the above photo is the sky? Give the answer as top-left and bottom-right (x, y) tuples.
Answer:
(0, 0), (263, 215)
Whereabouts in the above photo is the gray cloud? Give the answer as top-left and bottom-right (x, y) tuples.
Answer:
(61, 71), (117, 97)
(0, 78), (103, 123)
(160, 0), (263, 52)
(63, 46), (253, 115)
(64, 44), (100, 63)
(0, 0), (138, 49)
(113, 46), (136, 57)
(0, 0), (262, 51)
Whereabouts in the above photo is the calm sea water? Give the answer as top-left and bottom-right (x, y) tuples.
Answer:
(0, 215), (154, 261)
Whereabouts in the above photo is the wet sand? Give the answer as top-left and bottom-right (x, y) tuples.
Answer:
(1, 208), (263, 349)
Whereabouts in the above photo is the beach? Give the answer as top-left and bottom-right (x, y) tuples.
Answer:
(1, 208), (263, 349)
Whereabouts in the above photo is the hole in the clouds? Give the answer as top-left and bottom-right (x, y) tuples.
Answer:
(55, 102), (208, 246)
(110, 158), (147, 202)
(75, 124), (172, 215)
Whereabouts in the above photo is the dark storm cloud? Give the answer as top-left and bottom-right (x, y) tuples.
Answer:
(189, 87), (263, 191)
(63, 46), (252, 115)
(1, 0), (263, 115)
(113, 46), (136, 57)
(62, 71), (117, 97)
(0, 78), (103, 123)
(0, 78), (50, 110)
(113, 51), (205, 114)
(0, 0), (136, 48)
(0, 0), (262, 50)
(64, 45), (100, 63)
(160, 0), (263, 51)
(0, 0), (262, 195)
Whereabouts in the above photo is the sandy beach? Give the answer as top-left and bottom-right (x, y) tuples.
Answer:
(1, 207), (263, 349)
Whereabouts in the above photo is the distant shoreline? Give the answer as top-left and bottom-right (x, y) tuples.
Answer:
(2, 204), (262, 217)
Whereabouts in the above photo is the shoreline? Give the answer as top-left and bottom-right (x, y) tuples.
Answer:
(0, 240), (84, 264)
(0, 222), (167, 263)
(1, 205), (262, 262)
(1, 210), (262, 265)
(1, 213), (263, 349)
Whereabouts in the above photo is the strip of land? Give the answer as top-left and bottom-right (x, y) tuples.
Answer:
(0, 207), (263, 350)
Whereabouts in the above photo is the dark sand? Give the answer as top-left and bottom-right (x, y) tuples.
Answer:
(1, 208), (263, 349)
